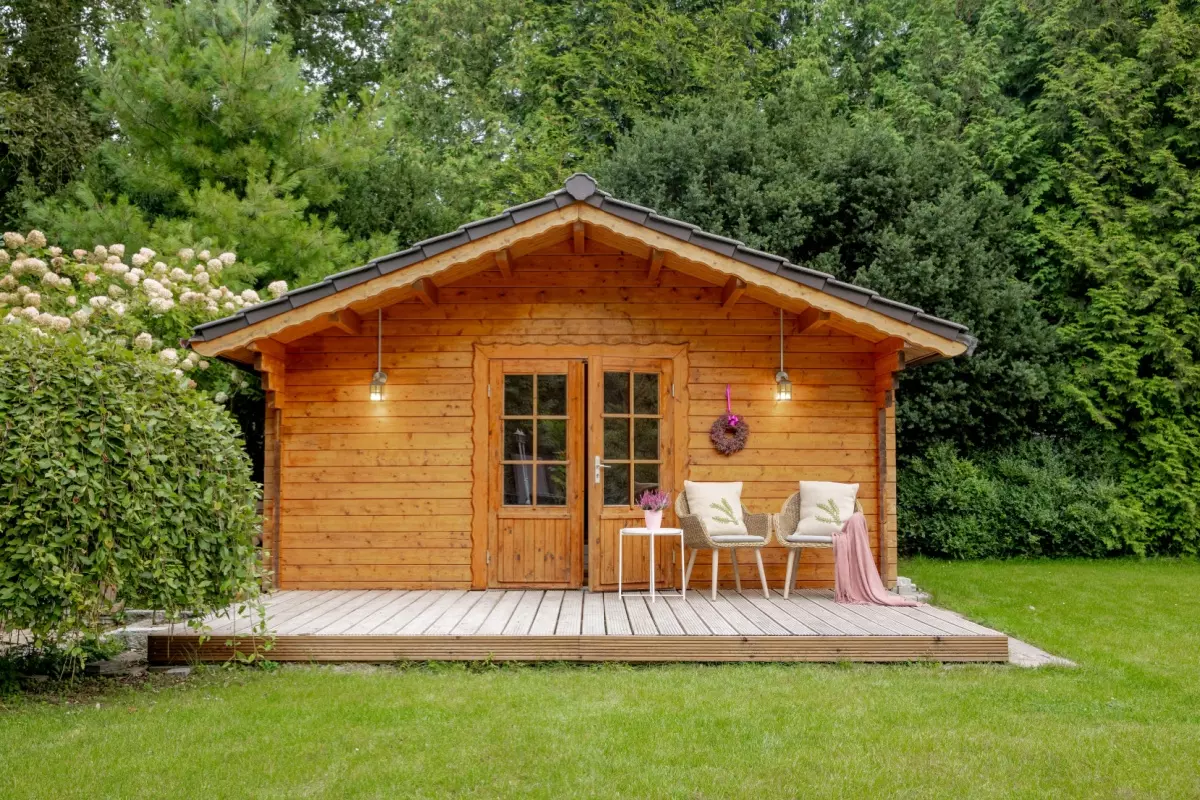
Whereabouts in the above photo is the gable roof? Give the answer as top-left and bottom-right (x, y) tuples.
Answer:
(190, 173), (976, 358)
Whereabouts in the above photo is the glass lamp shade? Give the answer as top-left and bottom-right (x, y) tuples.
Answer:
(369, 370), (388, 401)
(775, 370), (792, 401)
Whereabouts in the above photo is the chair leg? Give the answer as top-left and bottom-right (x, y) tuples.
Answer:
(783, 551), (797, 600)
(711, 550), (719, 601)
(683, 549), (697, 592)
(729, 549), (742, 592)
(755, 549), (769, 598)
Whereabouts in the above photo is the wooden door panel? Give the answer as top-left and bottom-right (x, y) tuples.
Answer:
(489, 359), (584, 588)
(588, 356), (677, 591)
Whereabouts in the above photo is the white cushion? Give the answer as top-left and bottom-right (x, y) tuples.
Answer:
(711, 535), (766, 544)
(786, 534), (835, 544)
(684, 480), (747, 536)
(794, 481), (859, 538)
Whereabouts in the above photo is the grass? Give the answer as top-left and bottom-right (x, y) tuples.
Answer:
(2, 559), (1199, 799)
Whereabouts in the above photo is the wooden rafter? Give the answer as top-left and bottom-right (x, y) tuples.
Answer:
(328, 309), (362, 335)
(647, 248), (665, 282)
(495, 249), (513, 279)
(794, 307), (830, 334)
(720, 276), (747, 309)
(251, 343), (287, 409)
(572, 221), (586, 254)
(413, 277), (439, 307)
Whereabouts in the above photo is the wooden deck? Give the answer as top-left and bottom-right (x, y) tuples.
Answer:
(149, 589), (1008, 664)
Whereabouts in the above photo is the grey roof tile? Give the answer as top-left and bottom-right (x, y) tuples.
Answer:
(190, 172), (974, 351)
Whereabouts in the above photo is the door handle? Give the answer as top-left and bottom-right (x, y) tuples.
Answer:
(594, 455), (611, 484)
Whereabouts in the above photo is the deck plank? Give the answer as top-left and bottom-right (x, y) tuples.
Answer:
(681, 594), (738, 635)
(555, 591), (583, 635)
(799, 593), (895, 635)
(350, 592), (424, 634)
(602, 592), (631, 635)
(663, 596), (710, 635)
(644, 597), (684, 635)
(369, 590), (445, 634)
(623, 596), (658, 636)
(706, 592), (765, 635)
(910, 604), (999, 636)
(424, 591), (487, 635)
(581, 592), (606, 635)
(273, 591), (370, 635)
(318, 592), (407, 634)
(719, 591), (789, 635)
(399, 590), (468, 634)
(744, 592), (817, 635)
(451, 591), (504, 635)
(503, 591), (545, 635)
(529, 591), (564, 635)
(771, 595), (847, 636)
(300, 591), (383, 634)
(476, 590), (524, 635)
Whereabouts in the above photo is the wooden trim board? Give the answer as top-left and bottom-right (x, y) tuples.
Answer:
(149, 633), (1008, 664)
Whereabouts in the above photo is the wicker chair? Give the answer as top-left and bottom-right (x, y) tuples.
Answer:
(675, 492), (772, 599)
(773, 492), (862, 598)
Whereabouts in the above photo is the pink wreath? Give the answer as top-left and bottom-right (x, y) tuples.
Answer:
(710, 385), (749, 455)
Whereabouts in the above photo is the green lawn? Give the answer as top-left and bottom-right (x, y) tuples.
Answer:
(2, 560), (1199, 799)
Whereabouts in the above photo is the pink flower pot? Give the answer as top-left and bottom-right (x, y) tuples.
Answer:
(644, 509), (663, 530)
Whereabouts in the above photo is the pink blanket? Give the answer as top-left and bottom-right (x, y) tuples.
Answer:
(833, 512), (920, 606)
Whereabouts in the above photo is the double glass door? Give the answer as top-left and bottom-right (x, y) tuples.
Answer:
(487, 355), (675, 590)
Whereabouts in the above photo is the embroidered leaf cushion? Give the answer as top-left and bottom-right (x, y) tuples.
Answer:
(795, 481), (859, 537)
(684, 480), (748, 536)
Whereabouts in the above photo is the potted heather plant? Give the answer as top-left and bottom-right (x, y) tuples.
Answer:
(638, 489), (671, 530)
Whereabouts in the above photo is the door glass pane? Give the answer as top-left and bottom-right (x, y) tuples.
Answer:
(503, 464), (534, 505)
(633, 373), (659, 414)
(603, 463), (630, 506)
(537, 419), (567, 461)
(504, 374), (533, 415)
(603, 372), (629, 414)
(538, 465), (568, 506)
(503, 420), (533, 460)
(634, 463), (660, 497)
(537, 374), (567, 416)
(603, 418), (629, 459)
(633, 418), (659, 460)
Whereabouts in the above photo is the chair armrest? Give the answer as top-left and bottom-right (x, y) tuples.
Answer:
(678, 513), (714, 549)
(742, 509), (771, 540)
(773, 492), (802, 546)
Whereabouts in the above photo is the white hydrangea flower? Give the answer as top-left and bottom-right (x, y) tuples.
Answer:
(206, 258), (223, 270)
(67, 295), (77, 306)
(0, 251), (9, 265)
(4, 232), (26, 248)
(109, 243), (125, 257)
(180, 358), (195, 372)
(198, 360), (210, 370)
(170, 267), (190, 282)
(240, 289), (260, 303)
(107, 284), (125, 298)
(24, 292), (40, 307)
(122, 271), (140, 287)
(50, 256), (64, 268)
(3, 312), (16, 325)
(83, 272), (98, 285)
(148, 297), (175, 313)
(194, 271), (211, 286)
(218, 252), (236, 266)
(178, 248), (195, 262)
(72, 249), (87, 260)
(214, 391), (228, 403)
(0, 292), (11, 305)
(48, 315), (70, 332)
(197, 250), (211, 261)
(171, 368), (183, 378)
(59, 277), (71, 289)
(48, 246), (61, 257)
(71, 308), (92, 326)
(222, 301), (235, 311)
(26, 230), (47, 249)
(93, 245), (108, 258)
(0, 275), (14, 289)
(134, 332), (154, 350)
(88, 296), (110, 308)
(131, 253), (149, 267)
(110, 302), (126, 316)
(17, 285), (29, 297)
(40, 272), (59, 287)
(152, 261), (168, 276)
(159, 348), (179, 365)
(22, 305), (40, 319)
(267, 280), (288, 298)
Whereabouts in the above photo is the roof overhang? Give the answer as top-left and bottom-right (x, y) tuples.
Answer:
(190, 174), (976, 364)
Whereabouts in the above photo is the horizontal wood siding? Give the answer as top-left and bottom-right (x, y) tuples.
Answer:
(277, 245), (897, 589)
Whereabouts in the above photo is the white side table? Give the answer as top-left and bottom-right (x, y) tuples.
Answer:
(618, 527), (685, 602)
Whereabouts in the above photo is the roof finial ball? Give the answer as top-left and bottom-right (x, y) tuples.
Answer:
(564, 173), (597, 201)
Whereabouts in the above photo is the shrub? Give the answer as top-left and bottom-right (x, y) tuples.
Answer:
(0, 325), (262, 660)
(899, 440), (1150, 559)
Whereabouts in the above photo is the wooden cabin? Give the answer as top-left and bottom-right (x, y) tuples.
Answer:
(190, 174), (975, 596)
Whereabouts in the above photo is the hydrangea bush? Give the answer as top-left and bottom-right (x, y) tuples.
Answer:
(0, 230), (288, 401)
(0, 325), (263, 659)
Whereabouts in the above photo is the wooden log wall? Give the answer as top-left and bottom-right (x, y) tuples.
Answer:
(274, 243), (899, 590)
